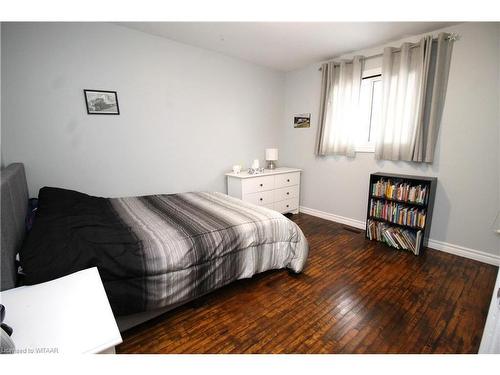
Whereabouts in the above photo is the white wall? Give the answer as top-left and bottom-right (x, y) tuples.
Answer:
(280, 22), (500, 258)
(1, 22), (284, 197)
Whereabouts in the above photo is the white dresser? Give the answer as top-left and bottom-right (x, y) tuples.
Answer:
(225, 167), (301, 214)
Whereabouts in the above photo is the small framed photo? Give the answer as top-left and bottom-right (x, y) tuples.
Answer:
(84, 89), (120, 115)
(294, 113), (310, 128)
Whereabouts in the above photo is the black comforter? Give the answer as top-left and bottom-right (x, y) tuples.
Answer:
(20, 187), (146, 315)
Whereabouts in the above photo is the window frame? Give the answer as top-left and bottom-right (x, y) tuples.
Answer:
(355, 67), (382, 153)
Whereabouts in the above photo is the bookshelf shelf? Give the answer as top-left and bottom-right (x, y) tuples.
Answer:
(368, 216), (424, 231)
(370, 195), (426, 207)
(366, 172), (437, 255)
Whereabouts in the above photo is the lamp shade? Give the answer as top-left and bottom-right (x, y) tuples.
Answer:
(265, 148), (279, 161)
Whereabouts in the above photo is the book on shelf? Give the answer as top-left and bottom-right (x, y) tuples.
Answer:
(367, 219), (422, 255)
(369, 199), (426, 228)
(371, 178), (428, 205)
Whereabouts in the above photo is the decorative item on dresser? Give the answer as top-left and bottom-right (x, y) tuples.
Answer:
(365, 172), (437, 255)
(226, 167), (301, 214)
(232, 165), (242, 174)
(265, 148), (279, 170)
(248, 159), (264, 175)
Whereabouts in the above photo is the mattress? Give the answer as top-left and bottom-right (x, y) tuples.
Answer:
(20, 187), (308, 315)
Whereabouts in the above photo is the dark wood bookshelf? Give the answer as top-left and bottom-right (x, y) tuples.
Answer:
(366, 172), (437, 255)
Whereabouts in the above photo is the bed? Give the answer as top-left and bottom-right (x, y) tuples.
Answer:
(1, 163), (308, 330)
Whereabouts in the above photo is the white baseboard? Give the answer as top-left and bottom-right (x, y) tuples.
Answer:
(426, 239), (500, 266)
(299, 205), (500, 266)
(299, 206), (366, 230)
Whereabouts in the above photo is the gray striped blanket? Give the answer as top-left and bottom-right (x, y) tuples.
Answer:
(21, 188), (308, 315)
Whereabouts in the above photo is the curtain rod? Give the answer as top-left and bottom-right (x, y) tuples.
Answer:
(318, 33), (459, 71)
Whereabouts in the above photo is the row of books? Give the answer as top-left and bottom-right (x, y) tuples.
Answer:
(366, 219), (422, 255)
(371, 178), (428, 204)
(369, 199), (426, 228)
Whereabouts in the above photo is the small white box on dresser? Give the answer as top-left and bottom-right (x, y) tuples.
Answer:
(225, 167), (302, 214)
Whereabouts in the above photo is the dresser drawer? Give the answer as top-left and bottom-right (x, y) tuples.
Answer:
(274, 185), (299, 201)
(274, 197), (299, 213)
(243, 190), (275, 206)
(275, 172), (300, 189)
(241, 175), (275, 194)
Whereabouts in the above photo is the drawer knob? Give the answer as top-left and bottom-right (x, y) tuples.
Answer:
(286, 204), (289, 208)
(286, 192), (290, 195)
(287, 179), (290, 182)
(259, 198), (263, 201)
(260, 183), (263, 187)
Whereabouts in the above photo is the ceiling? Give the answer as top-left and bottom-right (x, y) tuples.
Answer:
(117, 22), (457, 71)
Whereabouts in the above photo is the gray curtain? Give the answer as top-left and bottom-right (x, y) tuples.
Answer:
(420, 33), (454, 162)
(316, 57), (363, 157)
(375, 32), (454, 162)
(316, 62), (334, 155)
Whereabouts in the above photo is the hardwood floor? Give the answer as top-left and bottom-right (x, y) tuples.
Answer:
(117, 213), (498, 354)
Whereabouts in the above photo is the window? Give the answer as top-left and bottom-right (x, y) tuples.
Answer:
(356, 69), (382, 152)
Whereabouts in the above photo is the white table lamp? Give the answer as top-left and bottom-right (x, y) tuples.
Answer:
(265, 148), (278, 170)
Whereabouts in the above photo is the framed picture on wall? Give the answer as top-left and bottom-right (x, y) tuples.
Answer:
(84, 89), (120, 115)
(294, 113), (310, 128)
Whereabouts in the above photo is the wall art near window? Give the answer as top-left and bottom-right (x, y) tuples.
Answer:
(84, 90), (120, 115)
(294, 113), (310, 128)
